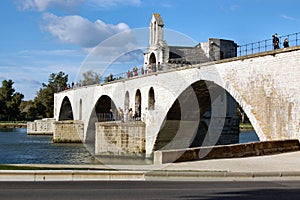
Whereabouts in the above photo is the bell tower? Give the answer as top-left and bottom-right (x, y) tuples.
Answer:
(144, 14), (169, 70)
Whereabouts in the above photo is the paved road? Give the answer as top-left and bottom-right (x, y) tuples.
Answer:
(0, 181), (300, 200)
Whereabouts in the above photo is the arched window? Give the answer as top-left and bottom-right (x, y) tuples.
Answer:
(148, 87), (155, 110)
(79, 99), (82, 120)
(135, 89), (142, 118)
(149, 53), (156, 72)
(124, 91), (130, 110)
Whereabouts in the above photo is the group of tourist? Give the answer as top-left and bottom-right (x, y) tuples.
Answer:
(109, 107), (141, 122)
(57, 63), (166, 94)
(125, 63), (164, 78)
(272, 33), (289, 49)
(127, 66), (140, 78)
(56, 82), (78, 92)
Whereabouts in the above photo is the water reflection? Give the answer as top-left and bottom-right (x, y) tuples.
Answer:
(239, 129), (259, 143)
(0, 128), (98, 164)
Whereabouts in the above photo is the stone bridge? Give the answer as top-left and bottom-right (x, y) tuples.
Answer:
(53, 46), (300, 157)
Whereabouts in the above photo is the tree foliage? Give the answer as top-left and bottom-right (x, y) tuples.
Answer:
(0, 80), (24, 120)
(30, 71), (68, 119)
(80, 70), (101, 86)
(0, 72), (69, 121)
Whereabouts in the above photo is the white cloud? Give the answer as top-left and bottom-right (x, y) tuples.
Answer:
(230, 4), (239, 11)
(41, 13), (130, 48)
(88, 0), (141, 8)
(281, 14), (296, 21)
(17, 49), (83, 57)
(16, 0), (84, 11)
(16, 0), (141, 11)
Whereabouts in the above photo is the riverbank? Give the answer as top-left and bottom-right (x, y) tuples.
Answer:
(0, 122), (27, 129)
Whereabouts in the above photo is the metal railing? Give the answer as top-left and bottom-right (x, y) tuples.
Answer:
(96, 113), (141, 122)
(237, 32), (300, 56)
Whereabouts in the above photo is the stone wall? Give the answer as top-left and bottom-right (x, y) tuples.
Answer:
(53, 120), (84, 143)
(154, 139), (300, 164)
(27, 118), (55, 135)
(219, 47), (300, 141)
(95, 121), (146, 156)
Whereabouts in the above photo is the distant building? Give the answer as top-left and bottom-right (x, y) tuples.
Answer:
(143, 13), (238, 71)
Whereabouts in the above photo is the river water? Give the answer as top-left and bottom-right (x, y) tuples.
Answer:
(0, 128), (259, 164)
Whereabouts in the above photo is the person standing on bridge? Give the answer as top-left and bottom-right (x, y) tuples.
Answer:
(272, 33), (280, 49)
(128, 108), (133, 121)
(283, 38), (289, 48)
(117, 107), (124, 122)
(109, 108), (115, 121)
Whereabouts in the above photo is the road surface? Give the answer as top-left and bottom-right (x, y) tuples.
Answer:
(0, 181), (300, 199)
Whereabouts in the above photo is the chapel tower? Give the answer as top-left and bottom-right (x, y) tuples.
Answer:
(150, 13), (164, 45)
(144, 14), (169, 71)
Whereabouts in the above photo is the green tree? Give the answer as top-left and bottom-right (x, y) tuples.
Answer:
(0, 80), (24, 120)
(80, 70), (101, 86)
(32, 71), (68, 118)
(19, 100), (33, 120)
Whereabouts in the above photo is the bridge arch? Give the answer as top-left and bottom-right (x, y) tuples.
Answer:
(95, 95), (117, 122)
(153, 80), (213, 150)
(58, 96), (74, 121)
(152, 78), (251, 151)
(85, 94), (117, 154)
(224, 82), (264, 141)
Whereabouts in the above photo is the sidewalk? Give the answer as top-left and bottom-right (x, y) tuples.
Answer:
(161, 150), (300, 172)
(2, 151), (300, 181)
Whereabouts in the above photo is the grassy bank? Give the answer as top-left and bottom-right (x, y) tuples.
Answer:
(0, 165), (110, 171)
(0, 165), (50, 170)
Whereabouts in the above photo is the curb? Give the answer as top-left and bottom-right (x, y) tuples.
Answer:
(0, 170), (145, 181)
(145, 171), (300, 181)
(2, 170), (300, 181)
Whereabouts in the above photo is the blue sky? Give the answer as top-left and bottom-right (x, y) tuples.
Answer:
(1, 0), (300, 100)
